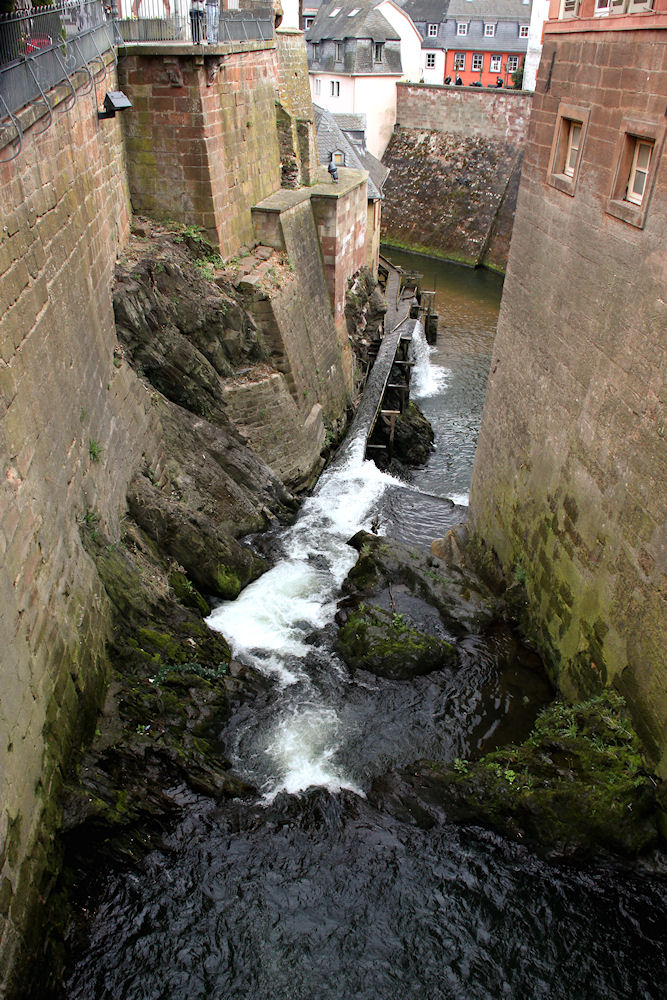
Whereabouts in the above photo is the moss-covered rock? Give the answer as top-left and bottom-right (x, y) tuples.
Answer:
(371, 691), (662, 859)
(392, 401), (435, 467)
(344, 530), (499, 635)
(336, 603), (455, 679)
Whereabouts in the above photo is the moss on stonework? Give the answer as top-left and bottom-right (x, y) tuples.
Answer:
(169, 570), (210, 616)
(215, 564), (242, 599)
(421, 691), (660, 858)
(336, 603), (455, 680)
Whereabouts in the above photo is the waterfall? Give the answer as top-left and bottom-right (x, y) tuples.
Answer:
(411, 321), (448, 399)
(207, 441), (402, 799)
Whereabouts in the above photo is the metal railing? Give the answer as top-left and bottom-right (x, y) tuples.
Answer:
(0, 0), (275, 149)
(0, 1), (114, 120)
(114, 1), (274, 44)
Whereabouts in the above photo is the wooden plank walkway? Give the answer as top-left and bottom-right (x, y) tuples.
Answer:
(345, 259), (418, 453)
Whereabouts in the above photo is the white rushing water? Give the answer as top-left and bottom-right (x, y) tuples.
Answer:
(207, 433), (401, 798)
(411, 325), (449, 399)
(207, 324), (442, 800)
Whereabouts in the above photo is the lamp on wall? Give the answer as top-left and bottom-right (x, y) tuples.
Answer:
(98, 91), (132, 120)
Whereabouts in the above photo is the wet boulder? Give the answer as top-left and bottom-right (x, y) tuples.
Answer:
(370, 692), (662, 860)
(336, 603), (455, 680)
(127, 472), (266, 600)
(343, 530), (500, 636)
(391, 401), (435, 467)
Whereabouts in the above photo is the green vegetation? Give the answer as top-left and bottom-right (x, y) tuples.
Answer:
(428, 691), (660, 857)
(88, 439), (101, 462)
(337, 602), (455, 679)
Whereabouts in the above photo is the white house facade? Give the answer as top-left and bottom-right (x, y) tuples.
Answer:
(306, 0), (422, 157)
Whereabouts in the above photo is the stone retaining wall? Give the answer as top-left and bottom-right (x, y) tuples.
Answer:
(119, 43), (283, 255)
(469, 27), (667, 775)
(0, 59), (164, 987)
(380, 85), (531, 270)
(396, 82), (532, 143)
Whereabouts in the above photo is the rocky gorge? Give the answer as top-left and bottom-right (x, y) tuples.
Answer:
(26, 232), (666, 997)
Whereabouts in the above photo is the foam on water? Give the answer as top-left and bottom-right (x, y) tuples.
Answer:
(448, 492), (470, 507)
(263, 706), (365, 801)
(206, 447), (401, 792)
(411, 321), (449, 399)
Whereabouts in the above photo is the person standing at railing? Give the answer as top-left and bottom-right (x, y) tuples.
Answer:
(205, 0), (218, 44)
(189, 0), (204, 42)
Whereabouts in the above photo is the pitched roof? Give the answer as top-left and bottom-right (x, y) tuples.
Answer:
(313, 104), (389, 199)
(307, 0), (401, 44)
(447, 0), (532, 18)
(332, 112), (367, 131)
(395, 0), (452, 24)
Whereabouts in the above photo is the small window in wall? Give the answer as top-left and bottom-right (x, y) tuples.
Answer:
(484, 23), (496, 36)
(457, 22), (468, 35)
(330, 80), (340, 96)
(312, 42), (319, 60)
(426, 52), (436, 68)
(563, 122), (582, 176)
(547, 103), (590, 196)
(454, 52), (465, 71)
(374, 42), (384, 62)
(607, 119), (664, 228)
(519, 24), (529, 37)
(594, 0), (611, 14)
(490, 54), (502, 73)
(314, 78), (321, 95)
(428, 23), (438, 36)
(472, 53), (483, 72)
(335, 41), (343, 61)
(332, 150), (345, 165)
(507, 55), (519, 72)
(626, 140), (652, 204)
(304, 16), (314, 28)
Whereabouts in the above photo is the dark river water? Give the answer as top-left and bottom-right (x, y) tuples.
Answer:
(63, 253), (667, 1000)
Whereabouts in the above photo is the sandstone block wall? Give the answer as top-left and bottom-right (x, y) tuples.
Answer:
(251, 171), (368, 404)
(311, 170), (368, 338)
(396, 83), (533, 144)
(469, 28), (667, 774)
(0, 60), (164, 984)
(381, 128), (523, 270)
(381, 85), (531, 270)
(275, 28), (319, 188)
(119, 43), (282, 255)
(223, 374), (325, 485)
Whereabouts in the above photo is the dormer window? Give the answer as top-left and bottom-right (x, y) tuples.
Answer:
(457, 22), (468, 36)
(428, 23), (438, 36)
(519, 24), (529, 37)
(332, 150), (345, 166)
(312, 42), (320, 59)
(304, 16), (313, 28)
(484, 23), (496, 36)
(374, 42), (384, 62)
(335, 41), (343, 61)
(329, 7), (341, 15)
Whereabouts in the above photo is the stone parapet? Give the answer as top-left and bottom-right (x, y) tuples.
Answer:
(396, 83), (533, 144)
(119, 44), (282, 255)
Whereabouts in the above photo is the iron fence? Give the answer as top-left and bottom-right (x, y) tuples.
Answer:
(114, 2), (274, 44)
(0, 0), (274, 149)
(0, 1), (114, 120)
